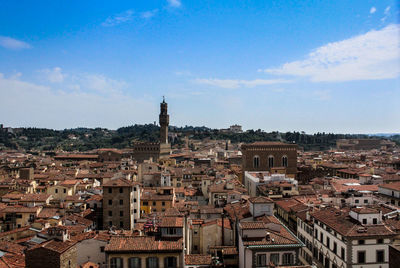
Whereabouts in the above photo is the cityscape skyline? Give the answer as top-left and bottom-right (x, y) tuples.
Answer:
(0, 0), (399, 133)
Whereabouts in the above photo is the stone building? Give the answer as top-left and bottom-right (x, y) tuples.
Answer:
(102, 178), (140, 230)
(25, 227), (77, 268)
(241, 141), (298, 180)
(132, 98), (171, 163)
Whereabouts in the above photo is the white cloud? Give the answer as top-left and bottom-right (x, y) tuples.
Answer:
(0, 73), (155, 129)
(102, 10), (134, 27)
(40, 67), (66, 83)
(141, 9), (158, 19)
(80, 74), (127, 93)
(167, 0), (181, 8)
(0, 36), (31, 50)
(193, 78), (291, 89)
(263, 24), (400, 82)
(370, 7), (377, 14)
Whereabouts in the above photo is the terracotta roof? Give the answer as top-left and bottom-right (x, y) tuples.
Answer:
(379, 182), (400, 191)
(159, 217), (184, 228)
(312, 208), (395, 238)
(240, 221), (265, 230)
(185, 254), (212, 265)
(249, 196), (274, 204)
(105, 236), (183, 252)
(103, 178), (134, 187)
(29, 239), (76, 254)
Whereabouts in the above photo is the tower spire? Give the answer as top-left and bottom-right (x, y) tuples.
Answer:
(159, 97), (169, 144)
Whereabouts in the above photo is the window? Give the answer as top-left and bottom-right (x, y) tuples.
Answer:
(333, 242), (337, 255)
(119, 199), (123, 205)
(268, 156), (274, 168)
(119, 188), (123, 193)
(109, 221), (112, 226)
(364, 199), (368, 204)
(270, 253), (279, 265)
(108, 211), (112, 216)
(326, 237), (330, 248)
(164, 257), (177, 268)
(100, 246), (105, 252)
(120, 211), (123, 217)
(341, 247), (345, 259)
(55, 189), (58, 194)
(133, 187), (137, 191)
(108, 200), (112, 205)
(134, 198), (137, 203)
(373, 218), (377, 224)
(108, 188), (112, 194)
(120, 221), (123, 228)
(282, 253), (293, 265)
(153, 201), (156, 206)
(357, 251), (366, 263)
(377, 238), (384, 244)
(355, 199), (359, 203)
(129, 258), (141, 268)
(362, 219), (367, 224)
(282, 156), (288, 167)
(358, 239), (365, 245)
(63, 188), (66, 193)
(134, 209), (137, 213)
(315, 229), (318, 238)
(110, 257), (123, 268)
(162, 201), (165, 206)
(146, 257), (158, 268)
(320, 233), (324, 243)
(256, 254), (266, 266)
(253, 156), (260, 168)
(377, 250), (384, 262)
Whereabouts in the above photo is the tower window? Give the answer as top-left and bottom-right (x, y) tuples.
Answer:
(282, 156), (288, 167)
(268, 156), (274, 168)
(253, 156), (260, 168)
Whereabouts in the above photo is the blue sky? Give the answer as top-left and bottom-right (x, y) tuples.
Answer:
(0, 0), (399, 133)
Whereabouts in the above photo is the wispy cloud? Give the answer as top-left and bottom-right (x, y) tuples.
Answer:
(381, 6), (391, 22)
(141, 9), (158, 19)
(263, 24), (400, 82)
(370, 7), (377, 14)
(193, 78), (291, 89)
(0, 36), (31, 50)
(102, 9), (134, 27)
(39, 67), (66, 83)
(167, 0), (181, 8)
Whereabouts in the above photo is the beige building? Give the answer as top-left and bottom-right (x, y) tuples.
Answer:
(102, 178), (140, 230)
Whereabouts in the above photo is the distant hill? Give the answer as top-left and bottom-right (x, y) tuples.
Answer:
(0, 124), (398, 152)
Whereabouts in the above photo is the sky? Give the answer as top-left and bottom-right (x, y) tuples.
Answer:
(0, 0), (399, 134)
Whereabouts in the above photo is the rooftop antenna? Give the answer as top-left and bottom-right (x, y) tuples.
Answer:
(163, 95), (165, 102)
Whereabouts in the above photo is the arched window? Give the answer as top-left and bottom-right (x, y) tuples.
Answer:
(253, 156), (260, 168)
(268, 156), (274, 168)
(282, 156), (288, 167)
(129, 257), (141, 268)
(110, 258), (123, 268)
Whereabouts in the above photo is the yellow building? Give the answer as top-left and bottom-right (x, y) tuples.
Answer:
(140, 187), (175, 215)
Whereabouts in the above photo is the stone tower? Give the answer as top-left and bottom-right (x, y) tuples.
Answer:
(159, 96), (169, 144)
